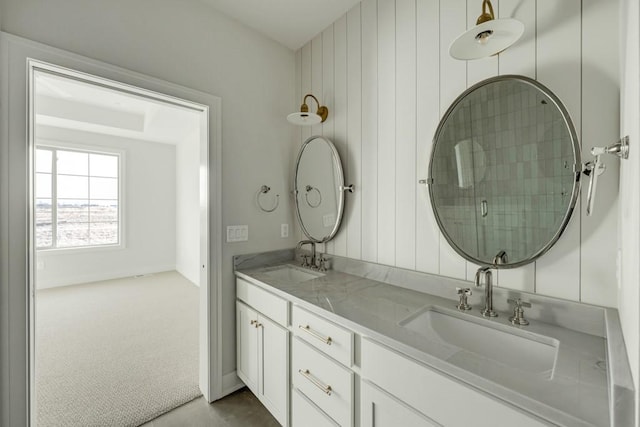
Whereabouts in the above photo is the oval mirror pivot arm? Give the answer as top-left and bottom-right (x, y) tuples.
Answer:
(340, 184), (355, 193)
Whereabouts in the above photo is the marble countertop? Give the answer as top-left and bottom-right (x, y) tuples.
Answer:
(236, 252), (633, 426)
(235, 261), (616, 427)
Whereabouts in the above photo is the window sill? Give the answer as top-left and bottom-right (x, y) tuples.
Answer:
(36, 244), (125, 256)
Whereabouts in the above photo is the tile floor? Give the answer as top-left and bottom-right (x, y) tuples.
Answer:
(141, 388), (280, 427)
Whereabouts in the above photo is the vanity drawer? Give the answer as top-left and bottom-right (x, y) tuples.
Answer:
(292, 305), (354, 367)
(236, 278), (288, 327)
(292, 388), (340, 427)
(361, 338), (546, 426)
(292, 337), (354, 427)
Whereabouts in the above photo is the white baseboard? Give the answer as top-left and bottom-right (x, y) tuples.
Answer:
(36, 264), (176, 289)
(221, 371), (245, 396)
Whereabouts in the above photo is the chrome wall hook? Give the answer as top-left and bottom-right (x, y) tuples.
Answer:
(257, 185), (279, 213)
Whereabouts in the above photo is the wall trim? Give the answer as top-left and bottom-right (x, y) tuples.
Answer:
(36, 265), (178, 290)
(1, 32), (224, 426)
(221, 371), (245, 397)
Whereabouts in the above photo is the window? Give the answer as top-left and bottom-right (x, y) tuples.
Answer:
(35, 146), (121, 249)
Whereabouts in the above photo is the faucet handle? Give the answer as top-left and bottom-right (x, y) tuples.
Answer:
(507, 298), (531, 308)
(455, 287), (472, 311)
(508, 298), (531, 325)
(317, 257), (329, 272)
(301, 254), (310, 267)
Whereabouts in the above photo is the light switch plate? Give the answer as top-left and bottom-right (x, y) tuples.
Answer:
(226, 225), (248, 242)
(281, 223), (289, 238)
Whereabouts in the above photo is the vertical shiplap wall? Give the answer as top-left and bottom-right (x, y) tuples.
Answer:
(295, 0), (620, 306)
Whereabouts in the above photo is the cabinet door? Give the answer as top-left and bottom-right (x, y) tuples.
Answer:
(259, 314), (289, 426)
(361, 380), (440, 427)
(236, 301), (259, 393)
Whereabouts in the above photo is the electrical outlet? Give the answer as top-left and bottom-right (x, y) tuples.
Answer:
(281, 223), (289, 238)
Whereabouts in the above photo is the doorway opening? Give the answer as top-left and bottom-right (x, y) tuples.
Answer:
(29, 61), (211, 426)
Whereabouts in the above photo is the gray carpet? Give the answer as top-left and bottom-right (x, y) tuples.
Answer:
(36, 271), (202, 426)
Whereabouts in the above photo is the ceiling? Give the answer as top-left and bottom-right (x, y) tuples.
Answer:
(34, 71), (201, 145)
(199, 0), (362, 50)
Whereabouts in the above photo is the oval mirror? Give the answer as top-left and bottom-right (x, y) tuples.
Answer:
(428, 75), (581, 268)
(294, 136), (346, 243)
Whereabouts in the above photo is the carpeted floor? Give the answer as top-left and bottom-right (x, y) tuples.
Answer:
(35, 271), (202, 427)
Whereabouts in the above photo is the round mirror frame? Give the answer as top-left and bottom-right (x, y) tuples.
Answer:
(294, 135), (346, 243)
(428, 75), (582, 269)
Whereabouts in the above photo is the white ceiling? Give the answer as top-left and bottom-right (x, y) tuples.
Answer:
(199, 0), (362, 50)
(34, 72), (201, 145)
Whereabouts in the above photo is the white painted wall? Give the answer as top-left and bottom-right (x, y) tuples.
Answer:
(0, 0), (296, 396)
(297, 0), (621, 307)
(176, 127), (201, 285)
(619, 0), (640, 423)
(35, 126), (177, 289)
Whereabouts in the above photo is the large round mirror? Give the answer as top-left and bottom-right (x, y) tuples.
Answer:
(428, 75), (581, 268)
(294, 136), (346, 243)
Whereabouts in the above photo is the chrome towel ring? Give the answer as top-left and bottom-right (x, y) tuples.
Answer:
(257, 185), (279, 213)
(305, 185), (322, 208)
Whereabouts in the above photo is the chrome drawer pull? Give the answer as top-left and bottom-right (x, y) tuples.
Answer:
(298, 324), (332, 345)
(298, 369), (332, 395)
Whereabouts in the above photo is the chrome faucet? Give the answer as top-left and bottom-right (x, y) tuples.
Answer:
(493, 250), (508, 265)
(296, 240), (317, 269)
(475, 250), (508, 318)
(475, 266), (497, 317)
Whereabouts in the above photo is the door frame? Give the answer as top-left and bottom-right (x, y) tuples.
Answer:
(1, 33), (224, 426)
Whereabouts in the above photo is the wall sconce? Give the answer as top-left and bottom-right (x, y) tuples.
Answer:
(449, 0), (524, 60)
(287, 94), (329, 126)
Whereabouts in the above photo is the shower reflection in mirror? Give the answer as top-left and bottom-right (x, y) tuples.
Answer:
(428, 75), (581, 268)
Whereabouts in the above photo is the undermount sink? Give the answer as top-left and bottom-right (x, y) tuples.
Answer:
(263, 265), (325, 283)
(400, 306), (559, 377)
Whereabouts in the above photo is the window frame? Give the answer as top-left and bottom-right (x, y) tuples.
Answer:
(35, 140), (125, 252)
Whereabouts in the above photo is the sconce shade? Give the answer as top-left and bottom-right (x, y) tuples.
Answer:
(287, 111), (323, 125)
(449, 0), (524, 61)
(449, 18), (524, 60)
(287, 94), (329, 126)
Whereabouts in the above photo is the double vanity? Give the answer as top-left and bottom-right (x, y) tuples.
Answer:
(234, 253), (633, 427)
(234, 74), (633, 426)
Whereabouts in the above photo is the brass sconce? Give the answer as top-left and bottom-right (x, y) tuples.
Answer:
(449, 0), (524, 60)
(287, 93), (329, 126)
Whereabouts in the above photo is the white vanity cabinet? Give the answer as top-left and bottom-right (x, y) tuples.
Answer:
(361, 338), (547, 427)
(236, 279), (289, 426)
(291, 305), (355, 427)
(292, 388), (340, 427)
(236, 301), (260, 392)
(235, 273), (567, 427)
(361, 380), (439, 427)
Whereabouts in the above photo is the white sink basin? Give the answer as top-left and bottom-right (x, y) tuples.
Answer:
(400, 307), (559, 377)
(263, 265), (325, 283)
